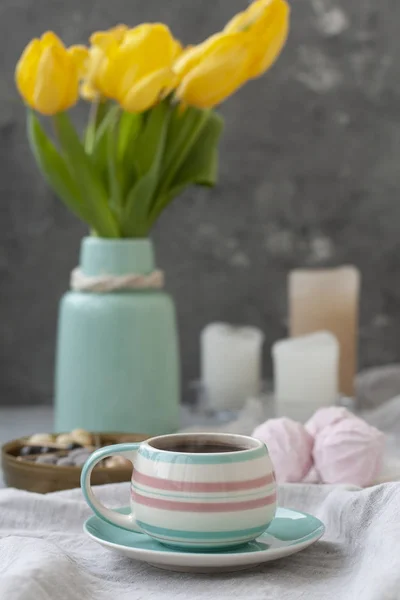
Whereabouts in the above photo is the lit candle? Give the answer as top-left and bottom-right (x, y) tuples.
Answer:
(289, 266), (360, 397)
(201, 323), (264, 411)
(272, 331), (339, 422)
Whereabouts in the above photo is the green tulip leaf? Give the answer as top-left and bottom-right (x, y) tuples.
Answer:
(29, 100), (223, 238)
(132, 102), (171, 177)
(121, 102), (171, 237)
(53, 112), (119, 238)
(172, 111), (223, 187)
(89, 105), (119, 174)
(117, 111), (143, 200)
(148, 110), (223, 226)
(27, 110), (91, 225)
(157, 105), (211, 197)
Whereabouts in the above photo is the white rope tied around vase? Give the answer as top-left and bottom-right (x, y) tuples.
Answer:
(70, 268), (165, 292)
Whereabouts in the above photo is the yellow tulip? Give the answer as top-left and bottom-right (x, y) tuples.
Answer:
(80, 24), (128, 100)
(224, 0), (290, 79)
(174, 0), (289, 108)
(174, 33), (251, 109)
(83, 23), (181, 112)
(15, 32), (84, 115)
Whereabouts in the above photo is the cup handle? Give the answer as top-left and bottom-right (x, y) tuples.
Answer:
(81, 443), (142, 532)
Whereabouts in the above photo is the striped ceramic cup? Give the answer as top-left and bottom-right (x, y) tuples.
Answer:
(81, 433), (276, 549)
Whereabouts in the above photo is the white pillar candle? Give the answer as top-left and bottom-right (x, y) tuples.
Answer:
(289, 266), (360, 397)
(201, 323), (264, 411)
(272, 331), (339, 422)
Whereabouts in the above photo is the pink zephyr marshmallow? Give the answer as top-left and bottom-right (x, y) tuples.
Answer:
(305, 406), (355, 438)
(252, 418), (313, 483)
(312, 417), (385, 487)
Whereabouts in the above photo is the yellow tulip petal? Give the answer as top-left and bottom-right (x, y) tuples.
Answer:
(122, 24), (180, 73)
(89, 24), (155, 100)
(34, 45), (78, 115)
(172, 38), (183, 60)
(109, 24), (180, 100)
(15, 38), (41, 108)
(247, 0), (290, 78)
(223, 0), (290, 79)
(41, 31), (65, 50)
(87, 46), (106, 80)
(224, 12), (247, 33)
(121, 67), (177, 113)
(82, 46), (108, 97)
(224, 0), (273, 33)
(248, 0), (288, 39)
(173, 35), (221, 79)
(63, 53), (81, 110)
(90, 24), (128, 49)
(123, 23), (170, 44)
(68, 45), (89, 78)
(98, 50), (131, 99)
(176, 33), (250, 108)
(33, 46), (65, 114)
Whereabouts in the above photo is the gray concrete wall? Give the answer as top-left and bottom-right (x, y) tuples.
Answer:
(2, 0), (400, 405)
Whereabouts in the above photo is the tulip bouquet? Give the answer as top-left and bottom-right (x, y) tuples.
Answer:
(15, 0), (289, 238)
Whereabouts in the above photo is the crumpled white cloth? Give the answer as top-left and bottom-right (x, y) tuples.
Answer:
(0, 481), (400, 600)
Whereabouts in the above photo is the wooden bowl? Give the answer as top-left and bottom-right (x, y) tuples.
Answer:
(1, 432), (149, 494)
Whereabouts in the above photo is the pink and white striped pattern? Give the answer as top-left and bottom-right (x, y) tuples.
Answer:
(132, 469), (276, 512)
(130, 443), (277, 548)
(133, 469), (275, 493)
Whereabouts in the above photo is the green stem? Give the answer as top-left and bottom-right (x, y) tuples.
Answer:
(107, 109), (122, 216)
(84, 100), (100, 154)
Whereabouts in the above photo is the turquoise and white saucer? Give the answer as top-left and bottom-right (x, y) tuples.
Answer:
(84, 507), (325, 573)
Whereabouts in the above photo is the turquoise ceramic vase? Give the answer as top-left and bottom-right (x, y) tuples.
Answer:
(54, 237), (180, 435)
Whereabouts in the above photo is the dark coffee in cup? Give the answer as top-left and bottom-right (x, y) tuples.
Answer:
(150, 436), (248, 454)
(162, 442), (245, 453)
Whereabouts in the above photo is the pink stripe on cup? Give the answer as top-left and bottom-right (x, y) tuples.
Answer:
(132, 490), (277, 512)
(132, 470), (274, 492)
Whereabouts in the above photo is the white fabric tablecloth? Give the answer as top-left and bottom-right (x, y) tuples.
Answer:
(0, 481), (400, 600)
(1, 366), (400, 599)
